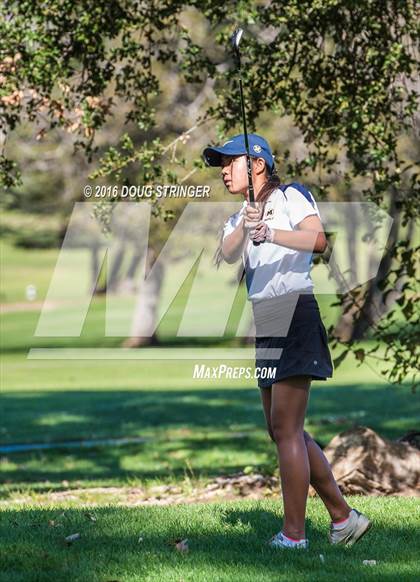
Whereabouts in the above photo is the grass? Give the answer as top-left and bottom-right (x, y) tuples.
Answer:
(1, 497), (420, 582)
(1, 379), (419, 497)
(1, 290), (418, 496)
(2, 299), (418, 496)
(1, 241), (419, 580)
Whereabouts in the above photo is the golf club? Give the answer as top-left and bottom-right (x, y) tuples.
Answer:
(231, 27), (260, 246)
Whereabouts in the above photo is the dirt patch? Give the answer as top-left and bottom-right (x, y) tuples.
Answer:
(2, 474), (282, 507)
(1, 301), (60, 313)
(3, 427), (419, 507)
(325, 426), (420, 496)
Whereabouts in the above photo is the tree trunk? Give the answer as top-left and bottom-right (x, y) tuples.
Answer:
(117, 247), (144, 294)
(107, 243), (126, 293)
(333, 188), (404, 341)
(345, 201), (358, 290)
(123, 246), (164, 348)
(351, 214), (416, 339)
(90, 244), (102, 294)
(93, 243), (126, 295)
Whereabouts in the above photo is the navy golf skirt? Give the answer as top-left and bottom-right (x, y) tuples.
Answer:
(253, 291), (333, 389)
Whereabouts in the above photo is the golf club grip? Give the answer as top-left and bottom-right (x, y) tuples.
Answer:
(249, 199), (261, 246)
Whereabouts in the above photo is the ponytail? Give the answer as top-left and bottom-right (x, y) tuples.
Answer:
(213, 230), (225, 269)
(256, 167), (282, 207)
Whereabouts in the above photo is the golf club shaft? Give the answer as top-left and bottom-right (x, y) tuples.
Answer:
(237, 69), (260, 246)
(238, 77), (255, 206)
(232, 27), (260, 246)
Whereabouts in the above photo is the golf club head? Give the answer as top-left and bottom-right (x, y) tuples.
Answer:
(231, 28), (243, 55)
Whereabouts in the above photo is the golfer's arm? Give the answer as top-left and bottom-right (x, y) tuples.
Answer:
(270, 216), (328, 253)
(222, 218), (248, 263)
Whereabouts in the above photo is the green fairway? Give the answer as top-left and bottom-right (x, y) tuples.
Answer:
(1, 242), (419, 582)
(2, 353), (419, 497)
(2, 2), (419, 577)
(1, 242), (419, 498)
(1, 497), (419, 582)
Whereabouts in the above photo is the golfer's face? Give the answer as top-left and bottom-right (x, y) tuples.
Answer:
(220, 155), (248, 194)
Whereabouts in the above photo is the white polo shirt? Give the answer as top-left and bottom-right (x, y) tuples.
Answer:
(222, 183), (322, 301)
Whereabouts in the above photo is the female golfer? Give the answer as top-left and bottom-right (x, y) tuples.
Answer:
(203, 133), (371, 549)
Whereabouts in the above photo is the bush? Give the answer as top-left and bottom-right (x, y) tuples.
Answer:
(0, 211), (62, 248)
(14, 227), (60, 249)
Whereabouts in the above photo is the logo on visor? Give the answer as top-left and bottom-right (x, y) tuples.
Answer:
(253, 144), (262, 153)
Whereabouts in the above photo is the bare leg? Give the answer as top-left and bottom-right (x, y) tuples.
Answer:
(259, 386), (274, 440)
(270, 376), (311, 539)
(259, 382), (351, 531)
(303, 431), (351, 522)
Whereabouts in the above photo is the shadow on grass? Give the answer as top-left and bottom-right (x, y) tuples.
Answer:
(0, 502), (419, 582)
(1, 438), (271, 492)
(0, 333), (243, 354)
(1, 384), (419, 490)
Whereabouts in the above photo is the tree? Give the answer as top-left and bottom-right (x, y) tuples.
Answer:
(1, 0), (418, 387)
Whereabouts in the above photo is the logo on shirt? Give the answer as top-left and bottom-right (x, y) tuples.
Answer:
(264, 208), (274, 220)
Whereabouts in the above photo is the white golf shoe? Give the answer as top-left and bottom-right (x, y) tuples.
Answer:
(269, 531), (309, 549)
(329, 508), (372, 546)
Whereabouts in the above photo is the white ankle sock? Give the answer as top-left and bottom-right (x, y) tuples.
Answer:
(332, 515), (350, 530)
(282, 532), (307, 546)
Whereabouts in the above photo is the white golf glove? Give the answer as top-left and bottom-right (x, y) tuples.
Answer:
(243, 202), (263, 230)
(249, 221), (274, 243)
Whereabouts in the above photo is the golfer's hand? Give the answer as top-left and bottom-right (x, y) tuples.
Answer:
(250, 221), (274, 243)
(243, 203), (263, 230)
